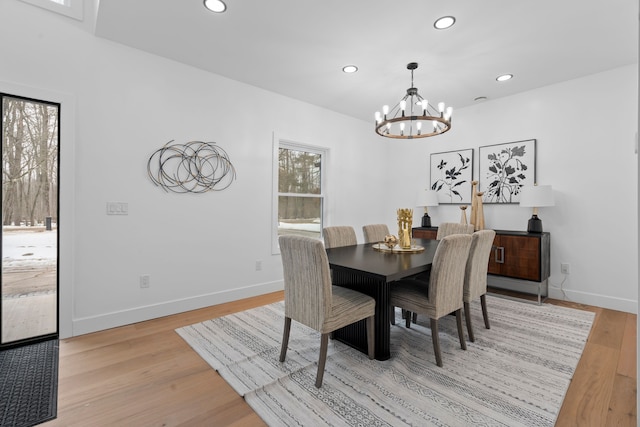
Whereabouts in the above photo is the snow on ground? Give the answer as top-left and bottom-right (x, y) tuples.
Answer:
(2, 228), (57, 268)
(278, 221), (321, 232)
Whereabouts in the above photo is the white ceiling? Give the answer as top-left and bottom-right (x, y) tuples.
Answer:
(94, 0), (638, 124)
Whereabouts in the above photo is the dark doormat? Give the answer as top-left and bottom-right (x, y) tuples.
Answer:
(0, 339), (58, 427)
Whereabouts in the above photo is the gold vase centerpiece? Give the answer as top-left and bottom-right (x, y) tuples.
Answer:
(397, 208), (413, 249)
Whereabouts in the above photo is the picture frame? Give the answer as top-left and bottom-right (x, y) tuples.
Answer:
(479, 139), (536, 204)
(430, 148), (474, 204)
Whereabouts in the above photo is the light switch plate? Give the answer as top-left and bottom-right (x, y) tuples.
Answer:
(107, 202), (128, 215)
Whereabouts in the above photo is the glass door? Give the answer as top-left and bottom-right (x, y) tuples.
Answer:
(1, 94), (59, 347)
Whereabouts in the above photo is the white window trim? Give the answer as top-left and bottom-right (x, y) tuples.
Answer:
(271, 133), (327, 255)
(18, 0), (83, 21)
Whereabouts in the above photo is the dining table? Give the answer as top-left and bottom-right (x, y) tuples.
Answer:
(325, 237), (440, 361)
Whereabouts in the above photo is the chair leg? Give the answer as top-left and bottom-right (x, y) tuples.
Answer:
(366, 315), (375, 359)
(412, 312), (418, 323)
(390, 306), (396, 325)
(405, 311), (412, 328)
(279, 317), (292, 362)
(315, 333), (330, 388)
(464, 301), (475, 342)
(480, 294), (490, 329)
(455, 309), (467, 350)
(430, 318), (443, 367)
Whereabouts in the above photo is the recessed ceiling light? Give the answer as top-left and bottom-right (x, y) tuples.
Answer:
(434, 16), (456, 30)
(204, 0), (226, 13)
(342, 65), (358, 73)
(496, 74), (513, 82)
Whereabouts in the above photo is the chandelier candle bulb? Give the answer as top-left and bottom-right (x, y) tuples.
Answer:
(400, 100), (406, 115)
(438, 102), (445, 114)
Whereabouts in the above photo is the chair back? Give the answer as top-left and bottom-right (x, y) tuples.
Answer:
(428, 234), (473, 318)
(436, 222), (475, 240)
(279, 235), (332, 331)
(362, 224), (390, 243)
(464, 229), (496, 302)
(323, 226), (357, 248)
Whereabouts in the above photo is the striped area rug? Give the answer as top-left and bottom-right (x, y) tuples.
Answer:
(176, 296), (594, 426)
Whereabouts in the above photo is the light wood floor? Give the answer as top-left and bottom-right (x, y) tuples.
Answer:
(41, 291), (636, 427)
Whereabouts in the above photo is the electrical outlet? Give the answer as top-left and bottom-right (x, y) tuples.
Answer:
(255, 260), (262, 271)
(560, 263), (571, 275)
(140, 274), (150, 288)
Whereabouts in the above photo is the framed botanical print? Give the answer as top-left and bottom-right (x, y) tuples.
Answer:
(430, 148), (474, 204)
(479, 139), (536, 204)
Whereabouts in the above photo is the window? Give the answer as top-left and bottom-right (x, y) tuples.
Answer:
(18, 0), (83, 21)
(272, 139), (326, 253)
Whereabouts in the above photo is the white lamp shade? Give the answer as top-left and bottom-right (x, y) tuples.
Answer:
(519, 185), (554, 207)
(416, 189), (440, 207)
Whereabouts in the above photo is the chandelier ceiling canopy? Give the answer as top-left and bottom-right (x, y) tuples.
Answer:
(375, 62), (452, 139)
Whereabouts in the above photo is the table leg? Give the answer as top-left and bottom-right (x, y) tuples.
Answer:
(331, 269), (391, 361)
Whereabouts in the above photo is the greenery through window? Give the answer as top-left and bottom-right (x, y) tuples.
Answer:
(276, 143), (324, 242)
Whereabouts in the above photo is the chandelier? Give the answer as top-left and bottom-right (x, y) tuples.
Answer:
(375, 62), (452, 139)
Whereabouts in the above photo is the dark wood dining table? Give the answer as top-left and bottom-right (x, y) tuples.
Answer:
(325, 237), (440, 360)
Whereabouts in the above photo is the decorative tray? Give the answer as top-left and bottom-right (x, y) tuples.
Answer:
(372, 243), (425, 253)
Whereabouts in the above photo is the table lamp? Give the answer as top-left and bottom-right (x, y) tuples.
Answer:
(416, 189), (439, 227)
(519, 184), (554, 233)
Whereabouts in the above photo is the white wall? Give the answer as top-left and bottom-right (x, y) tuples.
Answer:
(0, 0), (389, 337)
(0, 1), (637, 339)
(396, 65), (638, 313)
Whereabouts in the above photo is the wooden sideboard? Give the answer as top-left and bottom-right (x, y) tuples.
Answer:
(413, 227), (550, 303)
(412, 226), (438, 240)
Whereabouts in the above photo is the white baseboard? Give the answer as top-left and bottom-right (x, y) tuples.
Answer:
(547, 287), (637, 314)
(71, 280), (284, 337)
(487, 275), (637, 314)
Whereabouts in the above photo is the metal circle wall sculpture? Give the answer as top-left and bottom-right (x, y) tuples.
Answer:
(147, 140), (236, 193)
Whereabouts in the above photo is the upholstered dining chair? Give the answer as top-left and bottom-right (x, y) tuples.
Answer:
(436, 222), (475, 240)
(323, 226), (357, 285)
(323, 226), (357, 248)
(362, 224), (390, 244)
(389, 234), (472, 367)
(405, 221), (472, 300)
(278, 235), (375, 388)
(463, 229), (496, 342)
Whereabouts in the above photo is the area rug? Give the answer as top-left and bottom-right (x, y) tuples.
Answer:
(0, 339), (58, 427)
(176, 296), (594, 426)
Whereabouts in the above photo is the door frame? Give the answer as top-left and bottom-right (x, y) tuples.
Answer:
(0, 80), (76, 341)
(1, 92), (60, 348)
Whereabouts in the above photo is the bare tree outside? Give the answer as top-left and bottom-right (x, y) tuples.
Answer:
(2, 97), (58, 227)
(277, 146), (323, 239)
(2, 94), (59, 345)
